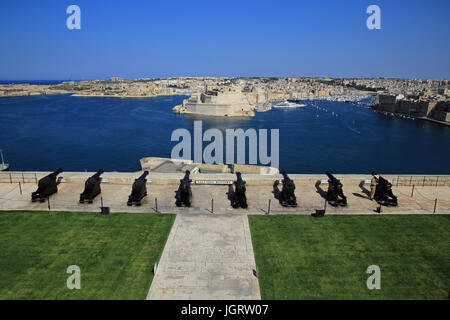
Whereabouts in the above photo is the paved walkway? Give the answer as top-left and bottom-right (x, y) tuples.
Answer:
(146, 214), (261, 300)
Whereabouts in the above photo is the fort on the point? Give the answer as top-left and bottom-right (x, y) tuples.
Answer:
(172, 90), (259, 117)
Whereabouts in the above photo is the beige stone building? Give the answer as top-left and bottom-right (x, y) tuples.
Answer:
(174, 91), (256, 116)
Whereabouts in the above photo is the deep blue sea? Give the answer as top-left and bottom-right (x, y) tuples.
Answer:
(0, 94), (449, 174)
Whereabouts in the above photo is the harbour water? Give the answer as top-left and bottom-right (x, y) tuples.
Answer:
(0, 94), (449, 174)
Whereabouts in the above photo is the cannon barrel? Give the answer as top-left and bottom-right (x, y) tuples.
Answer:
(182, 170), (190, 180)
(49, 168), (64, 177)
(236, 172), (243, 180)
(325, 171), (339, 184)
(91, 169), (104, 179)
(39, 168), (63, 184)
(282, 171), (294, 185)
(378, 175), (389, 186)
(137, 170), (149, 180)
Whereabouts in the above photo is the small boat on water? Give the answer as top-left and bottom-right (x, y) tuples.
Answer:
(273, 100), (306, 108)
(0, 149), (10, 171)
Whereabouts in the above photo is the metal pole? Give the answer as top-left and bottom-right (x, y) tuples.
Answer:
(155, 198), (158, 213)
(433, 199), (437, 213)
(324, 199), (327, 213)
(101, 197), (104, 208)
(9, 173), (12, 184)
(267, 199), (271, 214)
(211, 199), (214, 214)
(423, 176), (425, 187)
(411, 184), (415, 197)
(18, 182), (22, 195)
(47, 198), (51, 211)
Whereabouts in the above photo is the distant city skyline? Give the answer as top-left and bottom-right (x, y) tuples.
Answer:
(0, 0), (449, 80)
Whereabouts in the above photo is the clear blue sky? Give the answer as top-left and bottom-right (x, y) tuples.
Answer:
(0, 0), (449, 80)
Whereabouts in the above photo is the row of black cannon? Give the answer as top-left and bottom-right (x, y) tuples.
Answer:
(31, 169), (152, 206)
(30, 169), (398, 208)
(277, 171), (398, 207)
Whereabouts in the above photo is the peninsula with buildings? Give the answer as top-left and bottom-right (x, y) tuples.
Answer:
(1, 76), (448, 123)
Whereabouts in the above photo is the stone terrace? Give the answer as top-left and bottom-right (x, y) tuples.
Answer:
(0, 172), (449, 215)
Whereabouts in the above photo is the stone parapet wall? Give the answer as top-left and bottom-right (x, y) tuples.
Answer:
(1, 171), (449, 187)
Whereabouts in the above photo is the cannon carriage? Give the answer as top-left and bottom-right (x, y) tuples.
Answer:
(279, 171), (297, 207)
(374, 175), (398, 206)
(31, 168), (63, 202)
(232, 172), (248, 209)
(176, 170), (192, 207)
(325, 171), (347, 206)
(79, 170), (104, 203)
(127, 171), (149, 206)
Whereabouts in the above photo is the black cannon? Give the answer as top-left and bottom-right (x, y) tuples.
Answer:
(31, 168), (63, 202)
(279, 171), (297, 207)
(325, 171), (347, 206)
(176, 170), (192, 207)
(127, 171), (149, 206)
(374, 175), (398, 206)
(79, 169), (104, 203)
(232, 172), (248, 209)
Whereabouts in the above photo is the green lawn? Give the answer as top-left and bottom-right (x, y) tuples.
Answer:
(0, 211), (175, 299)
(249, 214), (450, 300)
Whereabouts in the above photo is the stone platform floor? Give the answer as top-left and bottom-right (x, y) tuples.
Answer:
(0, 181), (448, 215)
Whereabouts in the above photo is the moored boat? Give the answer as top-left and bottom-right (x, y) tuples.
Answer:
(0, 149), (10, 171)
(273, 100), (306, 108)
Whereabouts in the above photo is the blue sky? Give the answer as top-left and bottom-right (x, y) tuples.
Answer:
(0, 0), (449, 80)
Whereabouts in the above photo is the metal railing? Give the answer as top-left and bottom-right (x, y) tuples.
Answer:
(0, 172), (42, 184)
(393, 175), (450, 187)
